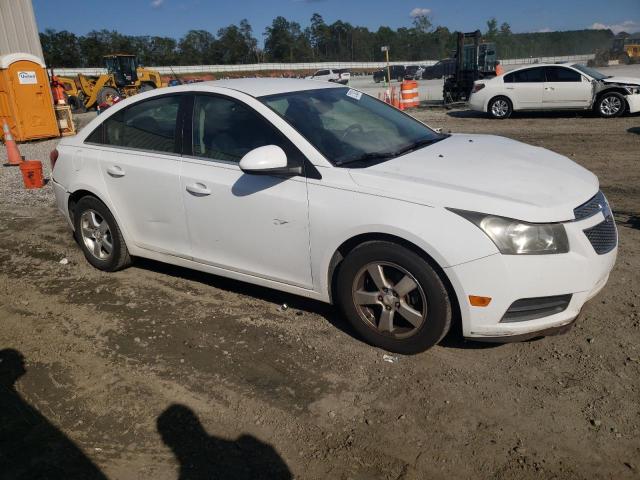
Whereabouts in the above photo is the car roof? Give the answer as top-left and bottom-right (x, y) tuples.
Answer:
(185, 78), (343, 97)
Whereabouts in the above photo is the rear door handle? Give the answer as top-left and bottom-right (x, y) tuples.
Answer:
(186, 182), (211, 196)
(544, 87), (554, 91)
(106, 165), (125, 177)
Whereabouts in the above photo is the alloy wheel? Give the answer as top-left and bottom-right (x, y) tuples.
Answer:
(351, 262), (427, 339)
(80, 209), (114, 260)
(491, 99), (509, 118)
(600, 96), (622, 116)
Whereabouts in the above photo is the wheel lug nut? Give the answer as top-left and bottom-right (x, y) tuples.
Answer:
(395, 302), (400, 308)
(377, 296), (383, 301)
(385, 305), (391, 310)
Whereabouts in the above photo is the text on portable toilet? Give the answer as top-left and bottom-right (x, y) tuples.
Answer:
(17, 71), (37, 84)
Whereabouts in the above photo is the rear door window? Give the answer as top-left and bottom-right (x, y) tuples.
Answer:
(101, 95), (182, 153)
(504, 67), (544, 83)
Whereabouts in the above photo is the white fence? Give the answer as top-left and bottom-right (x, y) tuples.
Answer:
(53, 54), (595, 77)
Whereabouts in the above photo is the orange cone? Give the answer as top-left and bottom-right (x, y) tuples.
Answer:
(2, 120), (22, 166)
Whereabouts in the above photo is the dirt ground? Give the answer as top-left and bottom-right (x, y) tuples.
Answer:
(1, 107), (639, 480)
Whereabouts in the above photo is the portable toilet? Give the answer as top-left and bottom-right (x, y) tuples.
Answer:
(0, 53), (59, 142)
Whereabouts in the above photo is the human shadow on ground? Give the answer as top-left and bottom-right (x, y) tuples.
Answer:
(157, 404), (292, 480)
(0, 348), (107, 480)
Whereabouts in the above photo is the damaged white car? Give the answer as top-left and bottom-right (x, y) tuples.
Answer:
(469, 63), (640, 118)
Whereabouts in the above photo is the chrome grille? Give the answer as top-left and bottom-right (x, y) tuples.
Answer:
(574, 191), (607, 221)
(583, 215), (617, 254)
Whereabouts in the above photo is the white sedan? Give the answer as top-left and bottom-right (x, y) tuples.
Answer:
(50, 79), (617, 353)
(469, 63), (640, 118)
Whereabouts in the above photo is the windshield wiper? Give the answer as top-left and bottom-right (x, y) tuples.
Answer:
(336, 135), (449, 167)
(392, 136), (446, 157)
(335, 151), (397, 166)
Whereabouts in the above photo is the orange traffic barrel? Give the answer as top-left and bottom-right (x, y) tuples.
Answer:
(19, 160), (44, 189)
(401, 80), (419, 108)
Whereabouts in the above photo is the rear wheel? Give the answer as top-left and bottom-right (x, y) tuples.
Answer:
(336, 241), (452, 354)
(596, 92), (625, 118)
(74, 196), (131, 272)
(488, 96), (512, 119)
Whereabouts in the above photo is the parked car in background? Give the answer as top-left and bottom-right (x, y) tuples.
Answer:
(373, 65), (407, 83)
(51, 78), (617, 354)
(469, 63), (640, 118)
(421, 59), (456, 79)
(308, 68), (350, 84)
(404, 65), (425, 80)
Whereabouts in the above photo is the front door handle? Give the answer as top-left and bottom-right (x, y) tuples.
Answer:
(106, 165), (125, 177)
(544, 87), (555, 91)
(186, 182), (211, 196)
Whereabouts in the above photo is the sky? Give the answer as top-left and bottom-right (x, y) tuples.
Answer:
(32, 0), (640, 41)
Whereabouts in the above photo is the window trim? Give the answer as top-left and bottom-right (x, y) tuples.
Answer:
(83, 92), (191, 155)
(184, 92), (321, 179)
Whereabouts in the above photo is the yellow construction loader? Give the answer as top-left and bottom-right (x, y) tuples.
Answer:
(58, 54), (164, 111)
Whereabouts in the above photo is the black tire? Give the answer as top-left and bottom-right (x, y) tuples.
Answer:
(138, 83), (155, 93)
(595, 92), (626, 118)
(74, 196), (131, 272)
(335, 241), (452, 354)
(487, 96), (513, 119)
(97, 86), (119, 105)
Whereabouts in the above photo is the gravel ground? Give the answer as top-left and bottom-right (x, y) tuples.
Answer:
(1, 105), (639, 479)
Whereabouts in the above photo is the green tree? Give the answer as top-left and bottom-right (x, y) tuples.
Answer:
(486, 17), (498, 40)
(178, 30), (218, 64)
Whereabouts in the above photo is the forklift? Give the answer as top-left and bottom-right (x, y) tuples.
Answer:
(443, 30), (497, 105)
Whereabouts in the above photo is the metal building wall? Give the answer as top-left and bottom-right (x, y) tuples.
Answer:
(0, 0), (44, 61)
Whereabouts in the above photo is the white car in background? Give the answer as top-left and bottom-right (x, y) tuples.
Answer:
(50, 79), (616, 354)
(470, 63), (640, 118)
(307, 68), (350, 85)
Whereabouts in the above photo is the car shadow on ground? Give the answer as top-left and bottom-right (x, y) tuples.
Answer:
(157, 404), (292, 480)
(615, 210), (640, 230)
(446, 109), (599, 120)
(132, 258), (503, 352)
(628, 127), (640, 135)
(0, 348), (108, 479)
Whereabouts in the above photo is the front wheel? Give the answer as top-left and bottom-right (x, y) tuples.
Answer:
(488, 96), (512, 119)
(335, 241), (452, 354)
(596, 92), (625, 118)
(74, 196), (131, 272)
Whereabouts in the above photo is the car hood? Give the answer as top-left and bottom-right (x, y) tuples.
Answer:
(348, 134), (598, 223)
(602, 76), (640, 87)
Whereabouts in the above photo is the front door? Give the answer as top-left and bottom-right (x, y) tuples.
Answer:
(543, 66), (593, 108)
(180, 94), (313, 288)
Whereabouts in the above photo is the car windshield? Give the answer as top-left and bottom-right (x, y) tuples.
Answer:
(260, 87), (445, 167)
(571, 64), (607, 80)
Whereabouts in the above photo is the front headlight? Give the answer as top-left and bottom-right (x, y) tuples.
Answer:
(450, 209), (569, 255)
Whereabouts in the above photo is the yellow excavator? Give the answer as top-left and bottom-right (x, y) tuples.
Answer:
(58, 54), (164, 111)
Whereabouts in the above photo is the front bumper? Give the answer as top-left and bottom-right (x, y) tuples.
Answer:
(445, 210), (617, 340)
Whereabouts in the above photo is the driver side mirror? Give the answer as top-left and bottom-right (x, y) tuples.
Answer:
(239, 145), (302, 176)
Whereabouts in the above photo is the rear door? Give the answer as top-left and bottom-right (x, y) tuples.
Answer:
(543, 66), (592, 108)
(93, 94), (191, 256)
(502, 67), (545, 109)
